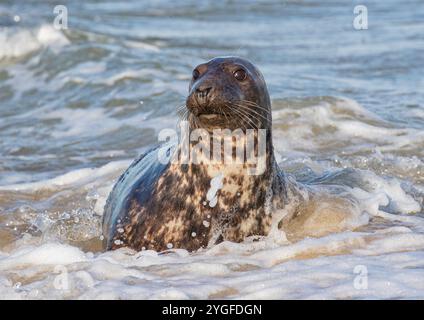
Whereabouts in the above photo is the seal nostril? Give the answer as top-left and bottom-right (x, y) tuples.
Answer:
(196, 86), (212, 99)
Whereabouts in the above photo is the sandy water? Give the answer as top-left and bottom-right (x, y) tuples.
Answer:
(0, 0), (423, 299)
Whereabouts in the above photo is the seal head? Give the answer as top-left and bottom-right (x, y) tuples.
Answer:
(185, 57), (272, 131)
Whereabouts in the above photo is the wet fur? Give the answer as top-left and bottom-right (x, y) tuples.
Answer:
(103, 57), (288, 252)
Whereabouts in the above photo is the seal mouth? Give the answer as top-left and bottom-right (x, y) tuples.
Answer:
(198, 113), (221, 120)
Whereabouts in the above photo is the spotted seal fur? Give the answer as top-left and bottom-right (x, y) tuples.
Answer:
(102, 56), (292, 252)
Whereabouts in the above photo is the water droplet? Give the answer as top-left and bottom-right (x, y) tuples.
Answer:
(202, 220), (210, 228)
(191, 232), (197, 237)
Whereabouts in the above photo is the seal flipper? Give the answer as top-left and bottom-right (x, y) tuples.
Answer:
(102, 141), (175, 249)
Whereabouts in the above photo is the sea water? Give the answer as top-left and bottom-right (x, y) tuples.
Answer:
(0, 0), (423, 299)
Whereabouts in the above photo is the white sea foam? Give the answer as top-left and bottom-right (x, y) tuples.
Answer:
(1, 225), (424, 299)
(0, 155), (422, 299)
(0, 243), (87, 271)
(272, 97), (424, 157)
(0, 160), (130, 192)
(37, 106), (177, 139)
(0, 24), (69, 60)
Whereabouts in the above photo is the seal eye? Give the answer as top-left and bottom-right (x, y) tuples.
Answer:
(234, 69), (246, 81)
(192, 69), (200, 80)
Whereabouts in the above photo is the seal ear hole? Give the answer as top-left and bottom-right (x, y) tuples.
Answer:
(192, 69), (200, 80)
(233, 69), (247, 81)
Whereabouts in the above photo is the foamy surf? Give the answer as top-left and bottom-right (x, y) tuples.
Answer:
(0, 143), (423, 299)
(0, 24), (69, 60)
(0, 97), (423, 299)
(0, 0), (423, 300)
(272, 97), (424, 158)
(1, 226), (424, 299)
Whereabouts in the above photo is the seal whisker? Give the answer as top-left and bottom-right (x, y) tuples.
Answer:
(230, 102), (261, 127)
(236, 100), (272, 116)
(239, 99), (269, 109)
(223, 102), (246, 130)
(233, 107), (256, 128)
(229, 99), (271, 120)
(231, 108), (251, 131)
(234, 103), (270, 124)
(219, 104), (231, 126)
(176, 104), (187, 112)
(236, 100), (270, 114)
(193, 113), (201, 129)
(177, 105), (188, 118)
(222, 102), (249, 130)
(231, 106), (258, 130)
(238, 100), (272, 116)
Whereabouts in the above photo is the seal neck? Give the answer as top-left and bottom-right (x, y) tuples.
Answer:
(175, 124), (276, 177)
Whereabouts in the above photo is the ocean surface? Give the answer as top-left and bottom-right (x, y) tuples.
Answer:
(0, 0), (423, 299)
